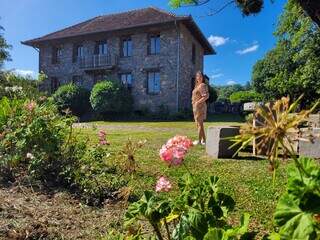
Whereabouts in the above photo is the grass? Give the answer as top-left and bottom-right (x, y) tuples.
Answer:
(75, 114), (287, 235)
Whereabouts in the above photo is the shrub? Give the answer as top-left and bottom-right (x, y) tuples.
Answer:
(0, 97), (126, 205)
(0, 71), (41, 99)
(0, 99), (74, 183)
(90, 80), (133, 114)
(229, 90), (263, 103)
(52, 83), (90, 117)
(207, 85), (218, 105)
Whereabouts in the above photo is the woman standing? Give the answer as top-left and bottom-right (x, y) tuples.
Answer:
(192, 71), (210, 145)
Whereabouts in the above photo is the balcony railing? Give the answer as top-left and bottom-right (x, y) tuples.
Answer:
(78, 53), (118, 70)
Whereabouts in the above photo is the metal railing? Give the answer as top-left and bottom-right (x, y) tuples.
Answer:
(78, 53), (118, 69)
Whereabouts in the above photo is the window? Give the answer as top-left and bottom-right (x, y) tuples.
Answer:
(120, 73), (133, 89)
(73, 45), (84, 63)
(122, 37), (132, 57)
(95, 41), (108, 55)
(192, 43), (196, 64)
(52, 47), (62, 64)
(147, 71), (160, 94)
(149, 34), (160, 55)
(51, 77), (59, 92)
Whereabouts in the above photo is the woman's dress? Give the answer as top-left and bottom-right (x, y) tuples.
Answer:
(192, 83), (209, 123)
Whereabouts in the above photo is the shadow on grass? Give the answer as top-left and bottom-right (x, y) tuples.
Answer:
(83, 113), (245, 124)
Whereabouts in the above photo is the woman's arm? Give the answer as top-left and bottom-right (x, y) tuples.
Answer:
(196, 84), (209, 105)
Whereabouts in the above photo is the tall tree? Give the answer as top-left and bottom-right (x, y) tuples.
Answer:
(252, 0), (320, 106)
(0, 23), (11, 69)
(170, 0), (320, 28)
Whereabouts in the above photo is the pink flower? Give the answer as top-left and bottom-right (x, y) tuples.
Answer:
(98, 130), (109, 145)
(160, 145), (173, 162)
(26, 101), (37, 111)
(98, 130), (106, 138)
(159, 135), (193, 166)
(155, 176), (172, 192)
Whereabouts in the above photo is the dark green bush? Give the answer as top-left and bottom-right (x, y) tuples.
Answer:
(207, 85), (218, 105)
(90, 80), (133, 114)
(229, 90), (263, 103)
(52, 84), (90, 117)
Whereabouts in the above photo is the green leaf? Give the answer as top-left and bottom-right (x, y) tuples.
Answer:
(188, 208), (208, 239)
(274, 193), (317, 239)
(172, 215), (191, 240)
(204, 228), (225, 240)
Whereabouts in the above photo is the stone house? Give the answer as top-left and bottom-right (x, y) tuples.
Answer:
(22, 7), (215, 112)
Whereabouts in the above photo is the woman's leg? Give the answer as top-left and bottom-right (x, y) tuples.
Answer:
(199, 121), (206, 143)
(196, 121), (201, 143)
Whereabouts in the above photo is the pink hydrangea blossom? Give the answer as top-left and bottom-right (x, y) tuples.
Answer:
(98, 130), (109, 145)
(155, 176), (172, 192)
(26, 101), (37, 111)
(159, 135), (193, 166)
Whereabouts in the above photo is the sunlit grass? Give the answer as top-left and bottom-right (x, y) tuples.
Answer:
(75, 115), (286, 233)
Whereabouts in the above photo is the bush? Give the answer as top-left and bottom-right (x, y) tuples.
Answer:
(229, 90), (263, 103)
(90, 80), (133, 114)
(52, 84), (90, 117)
(0, 99), (73, 183)
(207, 85), (218, 105)
(0, 71), (41, 99)
(0, 97), (126, 205)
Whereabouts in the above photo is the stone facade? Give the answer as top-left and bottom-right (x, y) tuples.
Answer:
(38, 22), (206, 113)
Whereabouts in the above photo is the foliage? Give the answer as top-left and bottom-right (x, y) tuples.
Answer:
(90, 80), (133, 115)
(0, 97), (126, 205)
(271, 157), (320, 239)
(215, 84), (248, 103)
(0, 71), (41, 99)
(207, 85), (218, 105)
(229, 90), (263, 103)
(116, 138), (146, 173)
(62, 138), (127, 205)
(169, 0), (263, 16)
(251, 0), (320, 107)
(125, 176), (250, 240)
(230, 95), (320, 238)
(169, 0), (320, 28)
(124, 136), (251, 239)
(0, 24), (11, 69)
(0, 99), (74, 183)
(52, 83), (91, 117)
(230, 96), (319, 175)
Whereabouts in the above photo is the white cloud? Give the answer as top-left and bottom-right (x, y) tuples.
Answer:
(210, 73), (224, 79)
(227, 80), (237, 85)
(207, 35), (229, 47)
(236, 44), (259, 55)
(14, 69), (36, 78)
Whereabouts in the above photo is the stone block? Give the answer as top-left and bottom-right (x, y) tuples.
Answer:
(299, 128), (320, 158)
(306, 114), (320, 128)
(243, 102), (263, 112)
(206, 126), (240, 158)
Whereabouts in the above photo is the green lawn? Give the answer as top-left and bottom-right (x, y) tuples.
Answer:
(75, 114), (287, 235)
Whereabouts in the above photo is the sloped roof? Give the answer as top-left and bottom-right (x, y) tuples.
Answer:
(22, 7), (215, 55)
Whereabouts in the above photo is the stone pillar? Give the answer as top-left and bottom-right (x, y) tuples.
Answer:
(206, 126), (240, 158)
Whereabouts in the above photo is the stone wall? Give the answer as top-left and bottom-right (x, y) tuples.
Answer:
(178, 23), (204, 110)
(39, 23), (206, 112)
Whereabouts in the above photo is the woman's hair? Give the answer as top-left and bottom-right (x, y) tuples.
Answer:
(195, 71), (205, 88)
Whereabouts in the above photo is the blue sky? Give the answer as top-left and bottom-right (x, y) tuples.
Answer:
(1, 0), (286, 86)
